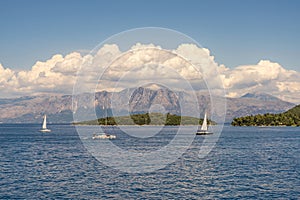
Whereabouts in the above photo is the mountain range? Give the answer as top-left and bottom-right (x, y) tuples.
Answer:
(0, 85), (295, 123)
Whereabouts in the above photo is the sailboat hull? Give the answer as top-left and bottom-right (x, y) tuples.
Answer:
(196, 130), (212, 135)
(40, 129), (51, 132)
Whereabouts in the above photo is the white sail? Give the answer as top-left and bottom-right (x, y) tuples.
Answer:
(196, 112), (212, 135)
(200, 112), (208, 131)
(40, 114), (51, 132)
(42, 115), (47, 129)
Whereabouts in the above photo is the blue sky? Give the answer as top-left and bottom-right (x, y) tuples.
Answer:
(1, 0), (300, 71)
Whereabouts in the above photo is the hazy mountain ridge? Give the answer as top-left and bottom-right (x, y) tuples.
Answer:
(241, 92), (282, 101)
(225, 95), (294, 121)
(0, 87), (295, 123)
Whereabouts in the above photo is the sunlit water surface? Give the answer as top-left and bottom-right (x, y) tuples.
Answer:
(0, 124), (299, 199)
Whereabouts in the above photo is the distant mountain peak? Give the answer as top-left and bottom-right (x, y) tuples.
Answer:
(142, 83), (168, 91)
(241, 92), (281, 101)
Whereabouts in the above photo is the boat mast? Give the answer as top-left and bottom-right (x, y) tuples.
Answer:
(105, 97), (107, 126)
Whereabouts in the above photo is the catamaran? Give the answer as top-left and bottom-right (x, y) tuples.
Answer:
(40, 115), (51, 132)
(92, 133), (116, 139)
(196, 112), (212, 135)
(92, 105), (116, 139)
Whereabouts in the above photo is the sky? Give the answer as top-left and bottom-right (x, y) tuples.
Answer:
(1, 0), (300, 71)
(0, 0), (300, 103)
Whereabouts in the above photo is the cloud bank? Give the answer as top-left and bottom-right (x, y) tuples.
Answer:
(0, 43), (299, 103)
(220, 60), (300, 103)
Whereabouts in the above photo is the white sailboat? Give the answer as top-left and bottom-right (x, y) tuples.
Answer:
(196, 112), (212, 135)
(40, 115), (51, 132)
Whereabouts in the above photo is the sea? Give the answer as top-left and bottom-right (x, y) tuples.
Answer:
(0, 124), (299, 199)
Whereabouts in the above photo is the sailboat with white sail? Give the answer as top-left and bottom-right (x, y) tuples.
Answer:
(196, 112), (212, 135)
(40, 115), (51, 132)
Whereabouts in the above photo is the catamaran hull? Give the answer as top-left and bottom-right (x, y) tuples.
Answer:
(92, 135), (116, 139)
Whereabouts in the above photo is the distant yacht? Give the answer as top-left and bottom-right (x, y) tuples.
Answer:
(40, 115), (51, 132)
(92, 104), (116, 139)
(92, 133), (116, 139)
(196, 112), (212, 135)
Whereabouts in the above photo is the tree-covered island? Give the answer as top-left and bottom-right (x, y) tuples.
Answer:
(231, 105), (300, 126)
(73, 112), (216, 126)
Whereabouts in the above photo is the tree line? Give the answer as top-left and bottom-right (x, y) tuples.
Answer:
(74, 112), (216, 126)
(231, 105), (300, 126)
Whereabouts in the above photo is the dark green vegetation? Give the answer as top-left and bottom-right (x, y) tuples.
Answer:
(231, 105), (300, 126)
(73, 113), (216, 126)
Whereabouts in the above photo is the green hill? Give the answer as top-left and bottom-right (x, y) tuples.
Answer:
(73, 113), (216, 126)
(231, 105), (300, 126)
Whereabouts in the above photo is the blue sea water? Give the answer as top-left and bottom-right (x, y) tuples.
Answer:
(0, 124), (299, 199)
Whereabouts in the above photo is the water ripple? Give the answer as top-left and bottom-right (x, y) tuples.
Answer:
(0, 124), (299, 199)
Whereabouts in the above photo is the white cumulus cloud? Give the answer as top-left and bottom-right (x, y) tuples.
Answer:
(0, 43), (300, 104)
(220, 60), (300, 103)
